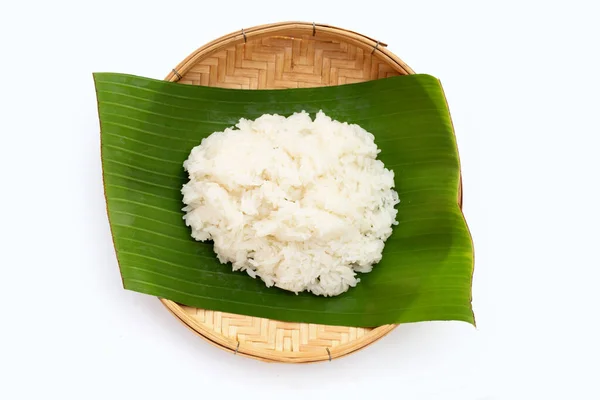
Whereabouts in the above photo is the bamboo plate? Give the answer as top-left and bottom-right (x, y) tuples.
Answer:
(159, 21), (430, 363)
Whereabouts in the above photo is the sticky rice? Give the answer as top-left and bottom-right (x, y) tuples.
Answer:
(182, 111), (399, 296)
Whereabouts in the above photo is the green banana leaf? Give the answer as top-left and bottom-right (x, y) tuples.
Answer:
(94, 72), (474, 327)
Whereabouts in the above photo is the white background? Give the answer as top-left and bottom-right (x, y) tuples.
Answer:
(1, 1), (599, 399)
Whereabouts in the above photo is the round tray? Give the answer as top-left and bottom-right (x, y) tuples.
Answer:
(161, 21), (415, 363)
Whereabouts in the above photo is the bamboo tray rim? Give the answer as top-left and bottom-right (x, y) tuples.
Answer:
(165, 21), (415, 83)
(161, 298), (397, 363)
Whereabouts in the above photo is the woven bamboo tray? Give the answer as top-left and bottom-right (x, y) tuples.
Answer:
(160, 21), (418, 363)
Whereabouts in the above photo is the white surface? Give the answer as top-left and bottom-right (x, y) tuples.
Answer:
(1, 1), (599, 399)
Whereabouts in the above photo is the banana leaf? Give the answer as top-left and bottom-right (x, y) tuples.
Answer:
(94, 72), (474, 327)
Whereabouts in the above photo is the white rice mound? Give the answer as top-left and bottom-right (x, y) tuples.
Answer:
(181, 111), (400, 297)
